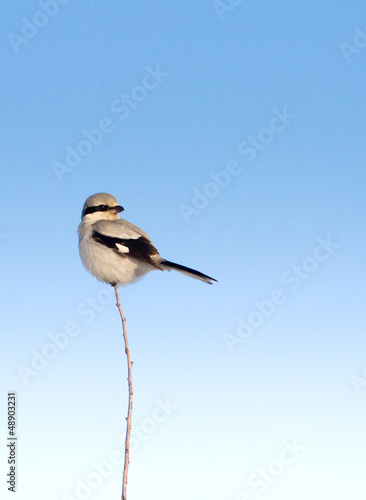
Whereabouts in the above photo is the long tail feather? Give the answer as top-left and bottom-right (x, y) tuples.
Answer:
(160, 260), (217, 284)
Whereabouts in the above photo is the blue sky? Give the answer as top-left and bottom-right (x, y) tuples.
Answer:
(1, 1), (366, 499)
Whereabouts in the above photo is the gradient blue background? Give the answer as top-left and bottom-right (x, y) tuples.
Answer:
(1, 1), (366, 499)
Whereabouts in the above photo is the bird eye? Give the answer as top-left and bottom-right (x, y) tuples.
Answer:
(99, 205), (108, 211)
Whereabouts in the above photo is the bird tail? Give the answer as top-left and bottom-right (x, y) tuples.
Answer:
(160, 260), (217, 285)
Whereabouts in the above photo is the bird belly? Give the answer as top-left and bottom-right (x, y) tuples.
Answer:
(79, 236), (154, 285)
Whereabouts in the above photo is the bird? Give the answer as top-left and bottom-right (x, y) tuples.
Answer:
(78, 193), (217, 286)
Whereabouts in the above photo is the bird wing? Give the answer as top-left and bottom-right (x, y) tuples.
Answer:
(91, 219), (162, 269)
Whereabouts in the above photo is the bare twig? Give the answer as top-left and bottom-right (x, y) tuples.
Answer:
(114, 285), (133, 500)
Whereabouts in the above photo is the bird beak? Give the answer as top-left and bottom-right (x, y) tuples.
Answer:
(112, 205), (124, 213)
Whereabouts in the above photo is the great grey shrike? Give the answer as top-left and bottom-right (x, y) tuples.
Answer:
(78, 193), (217, 286)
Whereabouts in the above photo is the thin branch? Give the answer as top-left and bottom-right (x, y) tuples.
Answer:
(114, 285), (133, 500)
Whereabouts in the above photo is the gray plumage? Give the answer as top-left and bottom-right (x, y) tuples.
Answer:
(78, 193), (216, 286)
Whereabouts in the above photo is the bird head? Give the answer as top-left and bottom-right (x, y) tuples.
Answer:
(81, 193), (124, 221)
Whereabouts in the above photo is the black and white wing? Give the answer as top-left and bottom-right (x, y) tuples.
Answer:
(91, 219), (163, 270)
